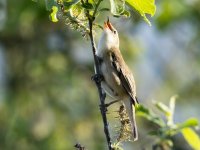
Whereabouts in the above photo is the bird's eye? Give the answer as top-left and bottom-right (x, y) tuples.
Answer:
(113, 30), (117, 34)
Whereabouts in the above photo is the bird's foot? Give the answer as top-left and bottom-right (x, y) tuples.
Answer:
(91, 74), (104, 84)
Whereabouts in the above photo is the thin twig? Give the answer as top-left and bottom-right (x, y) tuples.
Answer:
(92, 0), (103, 19)
(82, 0), (112, 149)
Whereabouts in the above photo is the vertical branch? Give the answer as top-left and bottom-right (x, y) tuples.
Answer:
(88, 19), (112, 150)
(83, 0), (112, 149)
(88, 24), (112, 149)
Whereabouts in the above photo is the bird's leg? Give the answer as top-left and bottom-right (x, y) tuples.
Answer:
(105, 100), (120, 107)
(99, 100), (120, 112)
(99, 99), (120, 112)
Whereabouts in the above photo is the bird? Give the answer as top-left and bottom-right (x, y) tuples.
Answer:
(96, 18), (139, 141)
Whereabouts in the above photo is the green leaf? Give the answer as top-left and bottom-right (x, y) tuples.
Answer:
(81, 2), (93, 10)
(169, 95), (177, 113)
(45, 0), (57, 11)
(181, 128), (200, 150)
(110, 0), (125, 16)
(177, 118), (199, 129)
(99, 8), (110, 12)
(167, 95), (177, 126)
(120, 10), (130, 17)
(70, 3), (83, 18)
(49, 6), (58, 22)
(63, 0), (80, 11)
(155, 102), (171, 117)
(125, 0), (156, 25)
(148, 130), (163, 136)
(136, 105), (165, 127)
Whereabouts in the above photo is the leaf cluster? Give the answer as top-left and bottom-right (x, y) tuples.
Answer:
(136, 96), (200, 149)
(43, 0), (156, 32)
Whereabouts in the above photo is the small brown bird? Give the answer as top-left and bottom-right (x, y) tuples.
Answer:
(97, 19), (138, 141)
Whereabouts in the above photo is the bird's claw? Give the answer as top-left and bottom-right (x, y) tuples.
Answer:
(91, 74), (104, 84)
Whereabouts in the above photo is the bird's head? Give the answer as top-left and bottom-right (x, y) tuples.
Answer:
(98, 18), (119, 51)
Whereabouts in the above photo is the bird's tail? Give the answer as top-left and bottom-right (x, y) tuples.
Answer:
(123, 98), (138, 141)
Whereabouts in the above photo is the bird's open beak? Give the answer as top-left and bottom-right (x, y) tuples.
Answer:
(104, 18), (114, 31)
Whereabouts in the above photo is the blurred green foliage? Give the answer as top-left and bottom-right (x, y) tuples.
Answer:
(0, 0), (200, 150)
(136, 96), (199, 149)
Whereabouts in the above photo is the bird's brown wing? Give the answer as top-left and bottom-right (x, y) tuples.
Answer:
(110, 50), (138, 105)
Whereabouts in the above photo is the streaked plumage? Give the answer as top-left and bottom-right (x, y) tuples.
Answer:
(97, 19), (138, 141)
